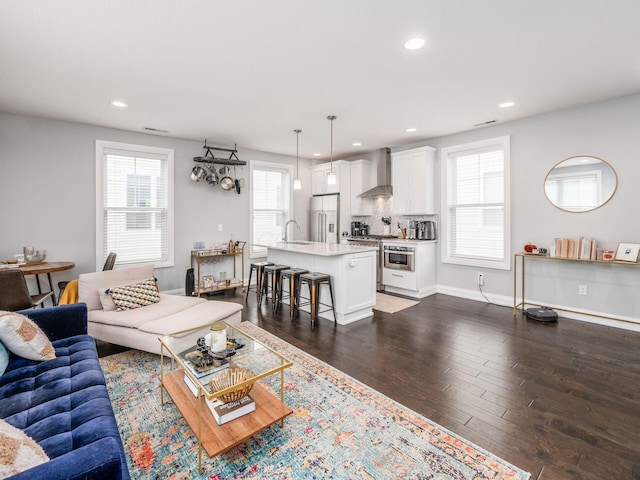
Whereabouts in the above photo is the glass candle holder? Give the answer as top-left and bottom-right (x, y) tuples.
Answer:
(210, 322), (227, 353)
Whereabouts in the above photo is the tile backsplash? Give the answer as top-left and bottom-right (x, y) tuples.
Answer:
(351, 198), (437, 236)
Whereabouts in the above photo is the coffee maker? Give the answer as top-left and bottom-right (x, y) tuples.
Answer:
(417, 221), (436, 240)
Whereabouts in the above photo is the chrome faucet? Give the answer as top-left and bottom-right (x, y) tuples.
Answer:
(283, 219), (299, 242)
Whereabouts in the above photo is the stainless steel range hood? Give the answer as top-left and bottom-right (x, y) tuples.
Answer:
(358, 148), (392, 198)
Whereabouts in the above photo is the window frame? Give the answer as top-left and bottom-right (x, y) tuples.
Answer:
(249, 160), (293, 259)
(95, 140), (175, 270)
(440, 136), (511, 270)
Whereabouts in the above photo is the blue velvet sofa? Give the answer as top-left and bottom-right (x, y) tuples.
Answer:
(0, 303), (130, 480)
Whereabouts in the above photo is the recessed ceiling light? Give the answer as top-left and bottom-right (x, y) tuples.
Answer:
(313, 153), (322, 157)
(352, 142), (362, 147)
(406, 128), (417, 133)
(499, 101), (515, 108)
(404, 37), (426, 50)
(111, 100), (128, 108)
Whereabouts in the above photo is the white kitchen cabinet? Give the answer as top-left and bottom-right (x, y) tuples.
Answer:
(383, 268), (418, 291)
(350, 159), (374, 216)
(312, 160), (347, 195)
(382, 240), (436, 299)
(392, 146), (436, 215)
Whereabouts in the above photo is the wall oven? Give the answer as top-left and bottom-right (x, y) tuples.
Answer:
(383, 246), (415, 271)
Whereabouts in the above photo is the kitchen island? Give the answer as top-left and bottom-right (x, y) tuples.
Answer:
(254, 241), (377, 325)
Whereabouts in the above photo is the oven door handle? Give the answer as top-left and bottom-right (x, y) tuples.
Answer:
(384, 250), (415, 256)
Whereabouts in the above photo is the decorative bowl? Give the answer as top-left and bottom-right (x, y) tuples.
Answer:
(209, 367), (255, 403)
(24, 248), (46, 263)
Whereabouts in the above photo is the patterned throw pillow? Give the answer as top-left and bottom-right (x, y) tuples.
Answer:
(0, 312), (55, 361)
(0, 419), (49, 477)
(108, 278), (160, 312)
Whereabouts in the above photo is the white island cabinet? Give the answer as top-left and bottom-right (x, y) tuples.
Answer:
(254, 241), (377, 325)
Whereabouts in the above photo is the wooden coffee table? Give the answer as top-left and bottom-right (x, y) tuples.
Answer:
(158, 323), (293, 473)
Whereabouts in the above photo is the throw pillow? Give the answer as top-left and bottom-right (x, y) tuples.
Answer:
(98, 288), (117, 311)
(0, 419), (49, 477)
(0, 341), (8, 376)
(108, 278), (160, 312)
(0, 312), (55, 361)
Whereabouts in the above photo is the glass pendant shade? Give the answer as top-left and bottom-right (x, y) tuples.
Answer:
(293, 178), (302, 190)
(327, 171), (337, 185)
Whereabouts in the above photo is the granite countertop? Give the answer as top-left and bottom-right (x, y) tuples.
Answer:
(254, 241), (378, 257)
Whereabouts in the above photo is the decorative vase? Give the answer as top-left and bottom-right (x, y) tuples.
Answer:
(383, 225), (390, 236)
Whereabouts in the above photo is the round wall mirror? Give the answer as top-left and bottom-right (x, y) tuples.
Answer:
(544, 156), (617, 213)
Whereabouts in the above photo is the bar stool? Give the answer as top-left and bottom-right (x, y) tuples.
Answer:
(275, 268), (309, 318)
(245, 261), (273, 304)
(296, 272), (337, 328)
(260, 264), (290, 310)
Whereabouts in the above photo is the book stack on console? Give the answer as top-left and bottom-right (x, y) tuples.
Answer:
(206, 395), (256, 425)
(553, 237), (598, 260)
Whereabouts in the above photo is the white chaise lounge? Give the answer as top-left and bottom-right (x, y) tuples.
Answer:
(78, 264), (243, 354)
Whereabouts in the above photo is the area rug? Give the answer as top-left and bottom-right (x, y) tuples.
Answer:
(373, 292), (419, 313)
(101, 323), (530, 480)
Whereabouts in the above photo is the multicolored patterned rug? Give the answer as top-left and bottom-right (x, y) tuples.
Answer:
(100, 323), (530, 479)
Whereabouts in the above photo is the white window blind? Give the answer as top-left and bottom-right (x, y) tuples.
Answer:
(250, 162), (291, 258)
(441, 137), (510, 269)
(96, 141), (174, 269)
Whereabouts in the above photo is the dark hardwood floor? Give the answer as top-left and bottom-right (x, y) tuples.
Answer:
(99, 290), (640, 479)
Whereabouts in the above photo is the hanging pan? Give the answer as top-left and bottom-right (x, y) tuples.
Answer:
(234, 165), (241, 194)
(219, 174), (235, 190)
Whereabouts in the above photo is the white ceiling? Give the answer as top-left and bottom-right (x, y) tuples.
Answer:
(1, 0), (639, 160)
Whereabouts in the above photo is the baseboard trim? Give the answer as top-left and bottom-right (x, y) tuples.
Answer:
(436, 285), (640, 333)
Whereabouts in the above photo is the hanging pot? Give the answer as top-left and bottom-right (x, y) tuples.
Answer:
(205, 166), (219, 185)
(191, 165), (206, 182)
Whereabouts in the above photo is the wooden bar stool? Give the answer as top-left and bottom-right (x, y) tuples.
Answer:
(245, 261), (273, 304)
(260, 264), (290, 310)
(275, 268), (309, 318)
(297, 272), (337, 328)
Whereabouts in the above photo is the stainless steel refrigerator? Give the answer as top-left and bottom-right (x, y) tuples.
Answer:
(309, 193), (339, 243)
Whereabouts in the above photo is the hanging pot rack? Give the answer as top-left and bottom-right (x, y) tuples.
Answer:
(193, 140), (246, 166)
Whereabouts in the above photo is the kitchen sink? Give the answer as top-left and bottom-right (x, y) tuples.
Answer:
(283, 241), (313, 245)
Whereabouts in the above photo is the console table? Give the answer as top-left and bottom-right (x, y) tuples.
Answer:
(513, 252), (640, 325)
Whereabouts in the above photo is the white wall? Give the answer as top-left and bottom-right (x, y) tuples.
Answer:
(0, 112), (311, 291)
(396, 93), (640, 326)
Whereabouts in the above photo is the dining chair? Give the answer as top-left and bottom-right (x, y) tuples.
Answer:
(58, 252), (117, 299)
(0, 269), (54, 311)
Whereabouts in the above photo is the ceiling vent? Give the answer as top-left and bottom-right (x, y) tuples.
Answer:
(143, 126), (169, 133)
(473, 119), (498, 128)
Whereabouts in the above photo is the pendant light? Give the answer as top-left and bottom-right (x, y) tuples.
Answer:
(293, 129), (302, 190)
(327, 115), (337, 185)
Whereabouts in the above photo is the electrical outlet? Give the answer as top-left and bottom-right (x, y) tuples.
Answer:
(218, 224), (223, 232)
(477, 272), (484, 286)
(578, 284), (587, 295)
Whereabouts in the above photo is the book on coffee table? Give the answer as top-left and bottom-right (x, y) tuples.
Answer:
(183, 372), (209, 397)
(206, 395), (256, 425)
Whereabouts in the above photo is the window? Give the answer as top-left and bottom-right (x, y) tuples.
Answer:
(441, 136), (510, 269)
(96, 141), (174, 269)
(250, 161), (292, 258)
